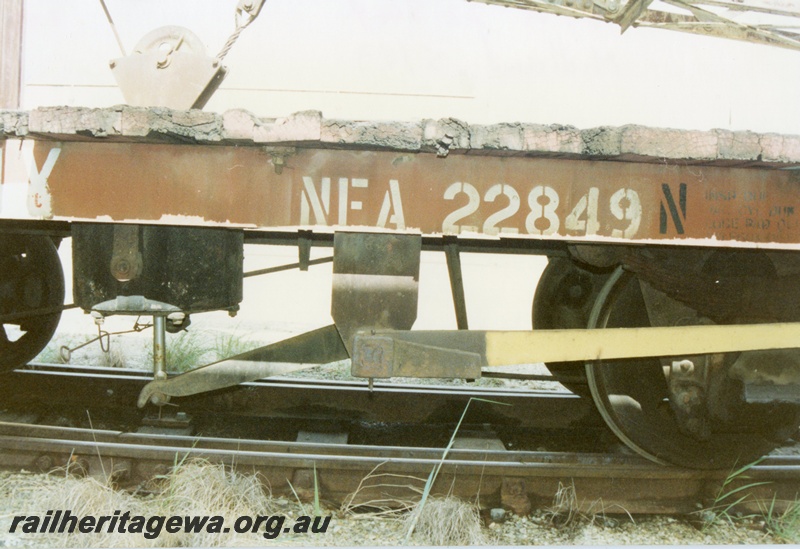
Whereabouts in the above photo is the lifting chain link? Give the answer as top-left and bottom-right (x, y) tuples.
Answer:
(216, 0), (266, 62)
(59, 318), (152, 363)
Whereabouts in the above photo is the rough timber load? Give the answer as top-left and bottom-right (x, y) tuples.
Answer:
(2, 0), (800, 472)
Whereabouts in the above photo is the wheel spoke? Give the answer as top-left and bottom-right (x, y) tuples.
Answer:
(532, 258), (612, 396)
(586, 267), (799, 469)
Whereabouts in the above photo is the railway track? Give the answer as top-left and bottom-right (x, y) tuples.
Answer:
(0, 363), (798, 516)
(4, 362), (598, 429)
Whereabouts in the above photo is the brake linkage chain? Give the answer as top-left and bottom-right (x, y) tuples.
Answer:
(59, 317), (152, 363)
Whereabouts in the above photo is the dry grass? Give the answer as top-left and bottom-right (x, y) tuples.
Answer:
(340, 465), (425, 518)
(101, 343), (128, 368)
(153, 460), (276, 547)
(0, 460), (285, 548)
(545, 481), (582, 530)
(543, 480), (632, 535)
(404, 496), (486, 545)
(0, 471), (148, 548)
(340, 464), (487, 545)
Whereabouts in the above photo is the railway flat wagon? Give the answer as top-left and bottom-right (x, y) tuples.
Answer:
(2, 0), (800, 470)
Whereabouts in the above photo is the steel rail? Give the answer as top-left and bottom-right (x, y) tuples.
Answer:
(3, 363), (798, 515)
(8, 363), (598, 429)
(21, 362), (577, 397)
(0, 418), (797, 515)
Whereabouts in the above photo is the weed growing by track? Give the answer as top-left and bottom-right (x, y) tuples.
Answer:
(340, 465), (423, 517)
(0, 463), (784, 546)
(36, 324), (262, 374)
(766, 499), (800, 543)
(696, 458), (768, 529)
(159, 331), (214, 373)
(213, 330), (258, 359)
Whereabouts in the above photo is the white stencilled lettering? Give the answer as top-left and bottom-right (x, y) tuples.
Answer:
(301, 176), (406, 230)
(442, 182), (480, 234)
(26, 146), (61, 218)
(376, 179), (405, 230)
(300, 176), (331, 225)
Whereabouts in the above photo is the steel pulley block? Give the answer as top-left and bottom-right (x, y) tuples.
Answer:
(110, 26), (227, 109)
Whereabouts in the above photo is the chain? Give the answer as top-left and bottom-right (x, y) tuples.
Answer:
(59, 318), (151, 362)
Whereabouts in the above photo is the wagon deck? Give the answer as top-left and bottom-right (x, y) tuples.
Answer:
(2, 106), (799, 249)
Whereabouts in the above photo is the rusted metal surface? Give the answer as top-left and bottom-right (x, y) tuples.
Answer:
(6, 363), (599, 429)
(331, 233), (421, 353)
(444, 239), (470, 329)
(9, 140), (799, 249)
(0, 415), (798, 514)
(72, 224), (243, 313)
(2, 107), (799, 247)
(136, 324), (349, 407)
(0, 107), (800, 248)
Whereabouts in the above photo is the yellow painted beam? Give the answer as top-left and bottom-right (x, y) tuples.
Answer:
(485, 322), (800, 365)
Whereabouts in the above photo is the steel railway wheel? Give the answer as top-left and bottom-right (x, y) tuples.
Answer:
(585, 266), (799, 469)
(0, 235), (64, 371)
(532, 258), (612, 396)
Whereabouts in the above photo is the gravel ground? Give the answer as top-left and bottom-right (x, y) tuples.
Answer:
(0, 468), (787, 547)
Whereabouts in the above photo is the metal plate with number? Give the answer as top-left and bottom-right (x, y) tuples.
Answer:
(21, 141), (800, 249)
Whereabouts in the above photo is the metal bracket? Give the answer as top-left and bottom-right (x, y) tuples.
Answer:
(331, 232), (421, 354)
(351, 334), (482, 378)
(298, 230), (312, 271)
(92, 296), (181, 316)
(265, 147), (296, 175)
(444, 237), (469, 329)
(236, 0), (266, 23)
(137, 324), (348, 407)
(110, 224), (142, 282)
